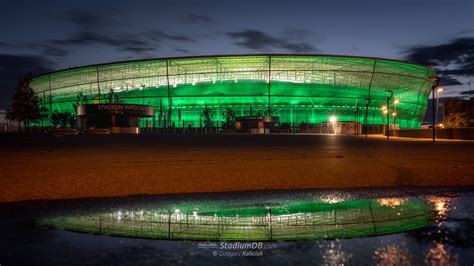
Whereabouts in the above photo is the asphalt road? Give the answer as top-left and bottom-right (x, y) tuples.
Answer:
(1, 134), (473, 202)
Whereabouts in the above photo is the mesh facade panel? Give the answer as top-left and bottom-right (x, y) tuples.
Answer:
(30, 55), (437, 128)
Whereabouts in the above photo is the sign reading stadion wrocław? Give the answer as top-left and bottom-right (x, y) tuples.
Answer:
(77, 104), (154, 117)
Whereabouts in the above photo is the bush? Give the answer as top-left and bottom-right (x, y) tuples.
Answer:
(51, 111), (76, 128)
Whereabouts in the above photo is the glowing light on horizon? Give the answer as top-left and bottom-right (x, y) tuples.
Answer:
(378, 198), (406, 208)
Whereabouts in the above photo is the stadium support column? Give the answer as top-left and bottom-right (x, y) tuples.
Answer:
(166, 59), (171, 128)
(365, 60), (376, 138)
(42, 91), (46, 127)
(48, 74), (52, 113)
(385, 90), (393, 140)
(268, 55), (272, 116)
(96, 66), (101, 104)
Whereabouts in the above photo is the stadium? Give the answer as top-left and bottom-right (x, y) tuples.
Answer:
(30, 54), (437, 130)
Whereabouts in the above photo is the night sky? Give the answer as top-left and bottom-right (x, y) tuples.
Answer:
(1, 0), (473, 109)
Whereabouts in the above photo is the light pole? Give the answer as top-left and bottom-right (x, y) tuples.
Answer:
(365, 97), (371, 138)
(393, 99), (399, 128)
(354, 107), (360, 135)
(436, 87), (444, 128)
(429, 77), (440, 142)
(385, 90), (393, 139)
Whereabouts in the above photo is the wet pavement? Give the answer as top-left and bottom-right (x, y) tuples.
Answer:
(2, 134), (474, 203)
(1, 187), (473, 265)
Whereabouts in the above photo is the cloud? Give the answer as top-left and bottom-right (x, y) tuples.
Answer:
(403, 37), (474, 83)
(438, 75), (463, 86)
(179, 13), (212, 24)
(118, 46), (156, 53)
(227, 29), (317, 53)
(49, 31), (158, 52)
(147, 30), (195, 42)
(45, 9), (196, 55)
(51, 8), (125, 30)
(174, 48), (192, 53)
(37, 44), (69, 57)
(0, 42), (17, 48)
(0, 54), (53, 109)
(403, 37), (474, 88)
(45, 8), (157, 54)
(457, 29), (474, 35)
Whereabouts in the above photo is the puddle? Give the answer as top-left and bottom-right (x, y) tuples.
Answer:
(40, 198), (435, 241)
(1, 188), (473, 265)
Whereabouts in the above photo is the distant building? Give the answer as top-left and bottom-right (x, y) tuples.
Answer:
(0, 110), (10, 132)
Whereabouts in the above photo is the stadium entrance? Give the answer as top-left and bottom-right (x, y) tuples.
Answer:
(77, 104), (154, 134)
(235, 116), (280, 134)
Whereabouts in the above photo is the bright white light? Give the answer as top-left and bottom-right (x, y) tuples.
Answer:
(382, 105), (387, 110)
(394, 99), (400, 104)
(320, 195), (344, 204)
(174, 209), (180, 213)
(329, 115), (337, 123)
(432, 197), (448, 216)
(173, 84), (177, 88)
(383, 110), (388, 114)
(437, 87), (445, 93)
(392, 112), (397, 116)
(191, 82), (196, 86)
(377, 198), (406, 208)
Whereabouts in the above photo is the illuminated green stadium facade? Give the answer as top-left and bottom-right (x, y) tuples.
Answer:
(31, 54), (437, 128)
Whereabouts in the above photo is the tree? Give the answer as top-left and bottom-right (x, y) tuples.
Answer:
(72, 92), (88, 114)
(38, 106), (50, 127)
(51, 111), (75, 128)
(444, 111), (469, 128)
(37, 97), (50, 127)
(201, 105), (213, 128)
(7, 74), (40, 131)
(222, 107), (235, 129)
(106, 88), (120, 104)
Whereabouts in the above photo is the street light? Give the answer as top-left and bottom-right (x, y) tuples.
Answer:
(393, 99), (399, 128)
(329, 115), (337, 134)
(429, 77), (440, 142)
(436, 87), (444, 128)
(382, 109), (388, 135)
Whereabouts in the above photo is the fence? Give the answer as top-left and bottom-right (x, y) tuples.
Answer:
(389, 128), (474, 140)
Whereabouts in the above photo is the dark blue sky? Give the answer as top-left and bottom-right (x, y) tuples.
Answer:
(1, 0), (473, 109)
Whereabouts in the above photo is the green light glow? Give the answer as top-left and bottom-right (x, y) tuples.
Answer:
(31, 55), (436, 128)
(39, 198), (435, 241)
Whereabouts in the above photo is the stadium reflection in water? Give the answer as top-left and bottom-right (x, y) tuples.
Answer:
(40, 196), (436, 241)
(3, 189), (472, 265)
